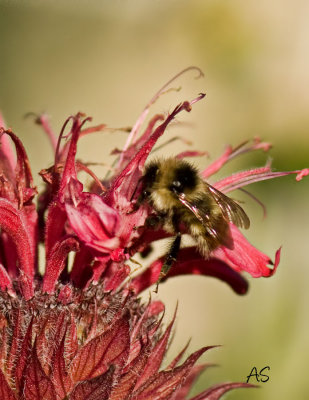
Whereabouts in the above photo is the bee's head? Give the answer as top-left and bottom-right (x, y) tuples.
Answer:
(141, 158), (198, 200)
(169, 161), (198, 194)
(140, 162), (160, 198)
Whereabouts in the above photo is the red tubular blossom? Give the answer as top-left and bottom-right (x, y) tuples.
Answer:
(213, 225), (281, 277)
(130, 247), (249, 296)
(43, 236), (80, 294)
(65, 191), (120, 254)
(0, 199), (34, 298)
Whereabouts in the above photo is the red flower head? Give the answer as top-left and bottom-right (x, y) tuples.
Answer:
(0, 68), (307, 399)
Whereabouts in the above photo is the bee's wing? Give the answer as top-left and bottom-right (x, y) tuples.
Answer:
(207, 184), (250, 229)
(177, 192), (233, 247)
(177, 193), (205, 224)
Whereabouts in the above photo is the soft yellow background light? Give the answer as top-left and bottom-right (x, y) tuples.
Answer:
(0, 1), (308, 399)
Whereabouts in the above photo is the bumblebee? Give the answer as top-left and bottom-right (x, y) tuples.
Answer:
(138, 158), (250, 289)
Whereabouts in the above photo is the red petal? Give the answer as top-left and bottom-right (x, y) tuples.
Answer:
(65, 192), (120, 254)
(70, 245), (97, 288)
(214, 167), (309, 194)
(1, 129), (36, 206)
(69, 315), (130, 382)
(189, 382), (257, 400)
(0, 199), (34, 298)
(0, 263), (14, 295)
(43, 236), (80, 293)
(176, 150), (208, 159)
(36, 113), (58, 151)
(23, 348), (57, 400)
(58, 121), (107, 167)
(45, 203), (67, 258)
(213, 225), (280, 277)
(0, 117), (16, 170)
(130, 247), (249, 295)
(70, 366), (115, 400)
(296, 168), (309, 181)
(202, 138), (272, 180)
(0, 132), (38, 259)
(201, 146), (233, 179)
(102, 262), (130, 291)
(0, 368), (17, 400)
(1, 232), (18, 278)
(147, 300), (165, 316)
(57, 115), (83, 197)
(214, 166), (271, 192)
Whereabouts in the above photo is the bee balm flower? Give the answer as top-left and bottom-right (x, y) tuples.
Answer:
(0, 69), (307, 399)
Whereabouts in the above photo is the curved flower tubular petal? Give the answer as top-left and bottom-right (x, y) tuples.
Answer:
(44, 203), (68, 258)
(0, 114), (16, 171)
(213, 224), (281, 277)
(0, 263), (15, 296)
(65, 192), (120, 254)
(43, 236), (80, 294)
(102, 262), (130, 291)
(0, 199), (34, 298)
(214, 167), (309, 193)
(130, 247), (249, 295)
(1, 129), (36, 207)
(202, 138), (272, 179)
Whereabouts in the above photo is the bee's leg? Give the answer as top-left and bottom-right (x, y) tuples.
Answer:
(155, 232), (181, 293)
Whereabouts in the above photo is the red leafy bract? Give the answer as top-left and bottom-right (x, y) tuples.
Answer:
(23, 349), (57, 400)
(69, 366), (115, 400)
(69, 315), (130, 382)
(0, 369), (17, 400)
(129, 347), (212, 400)
(189, 382), (258, 400)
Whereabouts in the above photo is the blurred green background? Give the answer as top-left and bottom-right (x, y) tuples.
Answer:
(0, 1), (308, 399)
